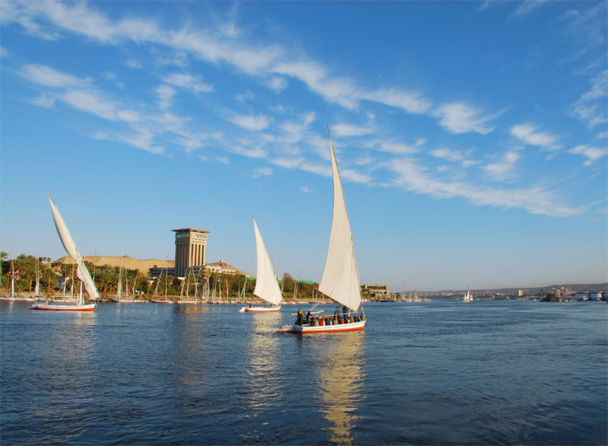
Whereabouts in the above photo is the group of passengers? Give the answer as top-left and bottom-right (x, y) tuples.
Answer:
(295, 306), (363, 327)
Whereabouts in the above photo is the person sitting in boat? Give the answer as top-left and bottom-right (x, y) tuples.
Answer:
(305, 311), (311, 325)
(296, 308), (304, 326)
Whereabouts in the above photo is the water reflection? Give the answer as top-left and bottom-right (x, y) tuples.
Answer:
(245, 312), (282, 411)
(31, 311), (97, 426)
(316, 332), (366, 445)
(169, 303), (207, 390)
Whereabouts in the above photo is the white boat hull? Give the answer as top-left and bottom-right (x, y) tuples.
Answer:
(278, 319), (365, 334)
(240, 305), (281, 313)
(29, 302), (96, 312)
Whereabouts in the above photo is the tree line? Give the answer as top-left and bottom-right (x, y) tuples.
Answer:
(0, 252), (323, 301)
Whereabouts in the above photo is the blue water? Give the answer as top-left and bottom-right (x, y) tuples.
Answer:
(1, 300), (606, 445)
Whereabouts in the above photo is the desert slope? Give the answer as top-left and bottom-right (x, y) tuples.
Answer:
(54, 255), (174, 273)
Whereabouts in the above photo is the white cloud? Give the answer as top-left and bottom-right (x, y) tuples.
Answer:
(0, 46), (8, 58)
(386, 157), (582, 217)
(512, 0), (550, 17)
(253, 167), (272, 177)
(22, 64), (86, 88)
(32, 94), (55, 108)
(433, 102), (495, 134)
(510, 124), (559, 148)
(62, 89), (117, 120)
(163, 73), (212, 94)
(341, 169), (372, 184)
(126, 59), (141, 69)
(301, 186), (312, 193)
(155, 84), (176, 110)
(216, 156), (229, 164)
(332, 123), (373, 138)
(365, 138), (423, 155)
(231, 145), (267, 158)
(359, 88), (431, 114)
(230, 114), (270, 131)
(271, 157), (304, 169)
(266, 76), (288, 92)
(235, 91), (255, 103)
(570, 70), (608, 128)
(431, 148), (465, 162)
(569, 145), (607, 166)
(483, 151), (521, 180)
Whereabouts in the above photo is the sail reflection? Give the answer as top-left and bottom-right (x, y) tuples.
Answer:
(317, 332), (365, 445)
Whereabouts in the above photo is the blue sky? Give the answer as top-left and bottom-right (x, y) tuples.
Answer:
(1, 0), (606, 291)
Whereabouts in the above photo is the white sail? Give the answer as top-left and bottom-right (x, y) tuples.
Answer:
(318, 128), (362, 312)
(48, 195), (99, 300)
(252, 217), (283, 306)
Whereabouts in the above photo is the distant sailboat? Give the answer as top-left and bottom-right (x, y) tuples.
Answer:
(29, 195), (98, 311)
(240, 216), (283, 313)
(279, 126), (366, 333)
(463, 287), (473, 302)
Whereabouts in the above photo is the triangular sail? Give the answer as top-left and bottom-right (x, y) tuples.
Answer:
(318, 127), (362, 311)
(48, 195), (99, 300)
(252, 217), (283, 306)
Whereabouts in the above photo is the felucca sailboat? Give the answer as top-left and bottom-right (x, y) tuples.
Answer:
(240, 217), (282, 312)
(279, 126), (366, 333)
(29, 195), (98, 311)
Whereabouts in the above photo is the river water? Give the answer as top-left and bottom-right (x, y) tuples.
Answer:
(1, 300), (606, 445)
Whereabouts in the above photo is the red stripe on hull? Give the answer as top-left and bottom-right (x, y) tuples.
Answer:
(28, 307), (94, 312)
(278, 322), (365, 334)
(244, 308), (280, 312)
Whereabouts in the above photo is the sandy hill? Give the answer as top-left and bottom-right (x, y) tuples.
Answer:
(54, 255), (174, 273)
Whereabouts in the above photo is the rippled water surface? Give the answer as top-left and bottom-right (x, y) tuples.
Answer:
(1, 300), (606, 445)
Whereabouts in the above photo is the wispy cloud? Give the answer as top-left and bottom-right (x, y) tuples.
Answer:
(433, 102), (495, 134)
(230, 114), (271, 131)
(386, 157), (582, 217)
(22, 63), (87, 88)
(341, 169), (372, 184)
(483, 151), (521, 180)
(510, 124), (559, 149)
(253, 167), (272, 178)
(332, 123), (373, 138)
(512, 0), (551, 18)
(155, 84), (176, 110)
(569, 145), (607, 166)
(360, 88), (431, 115)
(430, 148), (465, 162)
(163, 73), (213, 94)
(570, 70), (608, 129)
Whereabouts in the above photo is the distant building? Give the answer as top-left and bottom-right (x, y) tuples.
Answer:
(149, 260), (251, 281)
(361, 284), (390, 298)
(148, 267), (175, 279)
(173, 228), (210, 278)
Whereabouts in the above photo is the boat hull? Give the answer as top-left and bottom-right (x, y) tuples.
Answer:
(28, 302), (96, 311)
(240, 305), (281, 313)
(278, 319), (365, 333)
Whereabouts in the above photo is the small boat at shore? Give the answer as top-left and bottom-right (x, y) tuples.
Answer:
(29, 195), (98, 312)
(278, 126), (366, 333)
(240, 217), (282, 313)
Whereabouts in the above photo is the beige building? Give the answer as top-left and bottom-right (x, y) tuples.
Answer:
(361, 284), (390, 298)
(173, 228), (210, 278)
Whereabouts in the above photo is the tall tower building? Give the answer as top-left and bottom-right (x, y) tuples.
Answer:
(173, 228), (210, 278)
